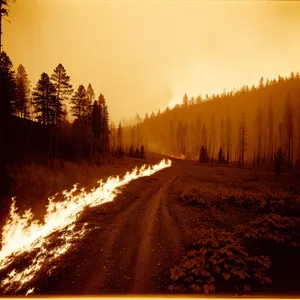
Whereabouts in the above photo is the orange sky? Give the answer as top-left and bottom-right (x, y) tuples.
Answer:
(3, 0), (300, 123)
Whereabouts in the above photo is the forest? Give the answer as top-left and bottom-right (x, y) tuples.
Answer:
(123, 74), (300, 171)
(0, 51), (146, 187)
(1, 47), (300, 199)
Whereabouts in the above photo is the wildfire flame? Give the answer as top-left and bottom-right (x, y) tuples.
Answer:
(0, 158), (172, 294)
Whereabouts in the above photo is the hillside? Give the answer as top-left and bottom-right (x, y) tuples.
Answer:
(123, 74), (300, 168)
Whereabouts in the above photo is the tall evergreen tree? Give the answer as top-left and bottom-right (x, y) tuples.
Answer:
(0, 51), (15, 118)
(15, 64), (30, 118)
(50, 63), (73, 123)
(87, 83), (95, 105)
(182, 93), (189, 107)
(32, 73), (57, 125)
(98, 93), (109, 152)
(86, 83), (95, 116)
(71, 85), (89, 120)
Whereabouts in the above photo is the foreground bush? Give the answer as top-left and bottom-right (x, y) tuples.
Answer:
(235, 213), (300, 248)
(169, 228), (272, 294)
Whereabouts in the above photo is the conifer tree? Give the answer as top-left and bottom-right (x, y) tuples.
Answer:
(98, 93), (109, 152)
(182, 93), (189, 107)
(71, 85), (89, 120)
(0, 51), (16, 117)
(51, 64), (73, 123)
(15, 64), (30, 118)
(32, 73), (56, 125)
(86, 83), (95, 116)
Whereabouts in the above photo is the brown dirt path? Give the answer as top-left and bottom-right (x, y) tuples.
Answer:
(23, 160), (186, 295)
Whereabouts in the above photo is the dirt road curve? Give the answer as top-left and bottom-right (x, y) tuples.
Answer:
(30, 158), (189, 295)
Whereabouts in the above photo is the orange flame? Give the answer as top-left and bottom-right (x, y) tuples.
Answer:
(0, 159), (172, 294)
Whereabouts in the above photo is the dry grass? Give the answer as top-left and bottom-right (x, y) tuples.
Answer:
(0, 153), (162, 228)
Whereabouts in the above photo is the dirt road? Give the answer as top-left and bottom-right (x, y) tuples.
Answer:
(10, 158), (190, 295)
(2, 157), (266, 295)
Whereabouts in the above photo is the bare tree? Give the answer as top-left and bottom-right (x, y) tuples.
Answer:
(283, 92), (294, 169)
(267, 93), (274, 162)
(256, 104), (263, 164)
(239, 111), (247, 166)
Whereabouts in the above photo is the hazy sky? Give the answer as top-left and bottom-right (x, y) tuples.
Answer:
(3, 0), (300, 123)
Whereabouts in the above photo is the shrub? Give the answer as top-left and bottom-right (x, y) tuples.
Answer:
(179, 188), (218, 207)
(235, 213), (300, 248)
(169, 228), (272, 294)
(226, 187), (300, 216)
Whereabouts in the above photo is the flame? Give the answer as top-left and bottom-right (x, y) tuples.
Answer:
(163, 153), (186, 160)
(0, 158), (172, 294)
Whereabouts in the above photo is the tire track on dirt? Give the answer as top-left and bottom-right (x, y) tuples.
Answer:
(82, 181), (161, 294)
(131, 175), (180, 293)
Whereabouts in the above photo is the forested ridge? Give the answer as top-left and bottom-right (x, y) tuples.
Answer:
(123, 74), (300, 169)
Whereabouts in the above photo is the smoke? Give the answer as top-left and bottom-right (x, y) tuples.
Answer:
(3, 0), (300, 123)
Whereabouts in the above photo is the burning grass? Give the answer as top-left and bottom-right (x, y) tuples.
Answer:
(0, 158), (171, 295)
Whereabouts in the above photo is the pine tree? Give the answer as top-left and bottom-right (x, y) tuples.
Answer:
(50, 63), (73, 124)
(15, 64), (30, 118)
(71, 85), (89, 120)
(32, 73), (57, 125)
(98, 93), (109, 152)
(182, 93), (189, 107)
(0, 51), (16, 117)
(86, 83), (95, 116)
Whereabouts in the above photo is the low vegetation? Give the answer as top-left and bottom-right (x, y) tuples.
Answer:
(170, 182), (300, 295)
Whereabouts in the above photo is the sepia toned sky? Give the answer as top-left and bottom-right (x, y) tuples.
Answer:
(3, 0), (300, 123)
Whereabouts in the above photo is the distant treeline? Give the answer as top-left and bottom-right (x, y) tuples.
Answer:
(123, 74), (300, 169)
